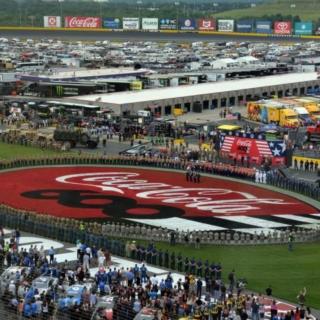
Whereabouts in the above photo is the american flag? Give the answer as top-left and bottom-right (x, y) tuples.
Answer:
(220, 136), (235, 152)
(268, 141), (286, 157)
(255, 140), (272, 157)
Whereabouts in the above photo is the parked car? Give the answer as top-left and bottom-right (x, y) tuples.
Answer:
(0, 266), (31, 296)
(32, 276), (59, 296)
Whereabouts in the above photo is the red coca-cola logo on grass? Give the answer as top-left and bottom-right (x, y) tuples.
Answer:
(0, 167), (317, 225)
(65, 16), (101, 28)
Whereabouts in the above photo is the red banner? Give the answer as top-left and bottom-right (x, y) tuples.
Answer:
(64, 16), (101, 28)
(274, 21), (292, 34)
(198, 19), (216, 31)
(221, 136), (286, 165)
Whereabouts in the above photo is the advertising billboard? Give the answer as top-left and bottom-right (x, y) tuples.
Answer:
(159, 18), (177, 30)
(218, 19), (234, 32)
(64, 16), (101, 28)
(236, 20), (253, 32)
(123, 17), (140, 30)
(274, 21), (292, 35)
(198, 19), (216, 31)
(256, 20), (272, 33)
(179, 18), (196, 31)
(44, 16), (61, 28)
(103, 18), (121, 29)
(294, 22), (313, 35)
(142, 18), (158, 30)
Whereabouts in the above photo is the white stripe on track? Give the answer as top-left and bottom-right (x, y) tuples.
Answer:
(274, 214), (320, 224)
(216, 216), (289, 228)
(126, 217), (226, 232)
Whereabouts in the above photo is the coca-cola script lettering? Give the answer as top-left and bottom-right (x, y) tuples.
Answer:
(56, 172), (292, 215)
(65, 16), (101, 28)
(0, 167), (316, 226)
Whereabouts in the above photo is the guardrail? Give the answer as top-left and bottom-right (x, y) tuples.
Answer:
(0, 26), (320, 40)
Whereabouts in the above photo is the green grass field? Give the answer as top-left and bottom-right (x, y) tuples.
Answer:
(139, 241), (320, 309)
(215, 0), (320, 21)
(0, 142), (76, 160)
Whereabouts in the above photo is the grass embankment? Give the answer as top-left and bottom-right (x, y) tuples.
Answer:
(215, 0), (320, 21)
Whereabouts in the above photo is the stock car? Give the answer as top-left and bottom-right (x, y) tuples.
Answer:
(90, 295), (117, 320)
(32, 276), (59, 296)
(0, 266), (31, 296)
(58, 282), (94, 310)
(134, 307), (157, 320)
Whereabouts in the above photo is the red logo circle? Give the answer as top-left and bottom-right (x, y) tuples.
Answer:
(48, 16), (57, 26)
(0, 167), (317, 230)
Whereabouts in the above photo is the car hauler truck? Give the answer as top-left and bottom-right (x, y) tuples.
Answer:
(247, 100), (299, 127)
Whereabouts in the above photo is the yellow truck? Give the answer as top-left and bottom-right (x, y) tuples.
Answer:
(247, 100), (299, 127)
(267, 106), (299, 127)
(294, 98), (320, 122)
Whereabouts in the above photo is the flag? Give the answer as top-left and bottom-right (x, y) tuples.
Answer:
(268, 141), (286, 157)
(220, 136), (235, 153)
(255, 140), (272, 157)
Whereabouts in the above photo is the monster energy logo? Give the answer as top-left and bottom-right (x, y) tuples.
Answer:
(56, 85), (64, 97)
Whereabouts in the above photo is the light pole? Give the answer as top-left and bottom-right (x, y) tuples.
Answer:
(28, 15), (35, 27)
(174, 1), (179, 29)
(57, 0), (64, 20)
(137, 0), (143, 23)
(213, 2), (218, 14)
(290, 3), (296, 32)
(15, 0), (23, 26)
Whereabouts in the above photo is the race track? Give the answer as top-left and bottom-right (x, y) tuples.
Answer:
(0, 28), (317, 43)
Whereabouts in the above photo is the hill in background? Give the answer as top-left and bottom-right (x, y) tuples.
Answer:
(215, 0), (320, 23)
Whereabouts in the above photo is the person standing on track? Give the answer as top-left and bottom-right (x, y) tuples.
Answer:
(288, 232), (295, 251)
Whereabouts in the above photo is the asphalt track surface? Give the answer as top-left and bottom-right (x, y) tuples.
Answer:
(0, 29), (318, 43)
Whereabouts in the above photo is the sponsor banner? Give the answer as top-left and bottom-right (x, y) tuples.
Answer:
(179, 18), (196, 31)
(142, 18), (158, 30)
(198, 18), (216, 31)
(44, 16), (61, 28)
(123, 17), (140, 30)
(218, 19), (234, 32)
(294, 22), (313, 35)
(256, 20), (272, 33)
(274, 21), (292, 35)
(236, 20), (253, 32)
(64, 16), (101, 28)
(103, 18), (121, 29)
(159, 18), (177, 30)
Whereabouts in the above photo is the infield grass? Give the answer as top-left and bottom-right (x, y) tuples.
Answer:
(0, 142), (75, 160)
(137, 241), (320, 309)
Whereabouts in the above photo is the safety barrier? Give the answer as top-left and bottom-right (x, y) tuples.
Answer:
(1, 26), (320, 41)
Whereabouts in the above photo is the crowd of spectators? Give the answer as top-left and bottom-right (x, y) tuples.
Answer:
(0, 227), (314, 320)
